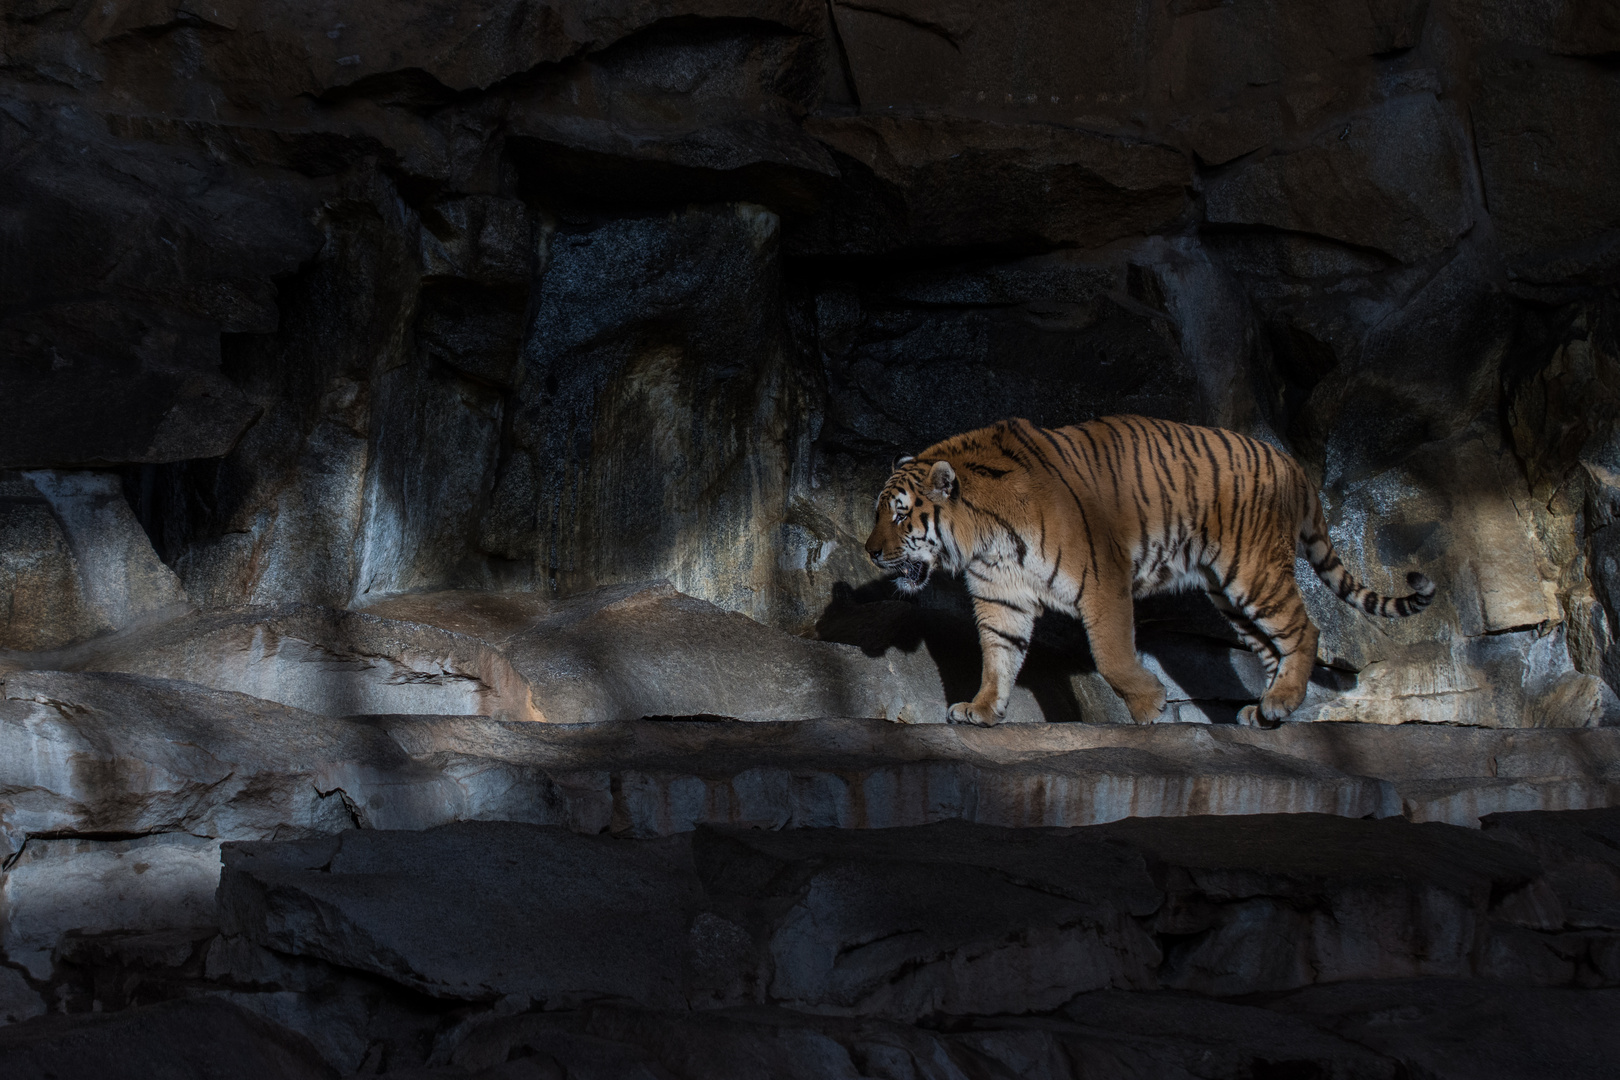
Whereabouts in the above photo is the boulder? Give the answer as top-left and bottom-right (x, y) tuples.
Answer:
(496, 204), (826, 627)
(21, 604), (534, 720)
(253, 983), (1620, 1080)
(22, 472), (188, 632)
(334, 996), (1401, 1080)
(1483, 808), (1620, 934)
(1447, 0), (1620, 56)
(797, 116), (1190, 255)
(1, 834), (221, 981)
(504, 19), (839, 213)
(146, 186), (425, 612)
(1472, 53), (1620, 280)
(1095, 813), (1542, 995)
(0, 476), (103, 651)
(4, 668), (1618, 862)
(0, 968), (44, 1027)
(0, 670), (457, 853)
(0, 997), (335, 1080)
(211, 814), (1585, 1017)
(11, 584), (1031, 724)
(217, 822), (705, 1006)
(1205, 94), (1473, 264)
(62, 0), (825, 104)
(0, 100), (312, 469)
(1266, 980), (1620, 1080)
(1157, 0), (1429, 109)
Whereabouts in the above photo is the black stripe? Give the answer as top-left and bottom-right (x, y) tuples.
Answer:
(1130, 418), (1168, 517)
(1125, 419), (1148, 512)
(1164, 422), (1200, 547)
(1078, 425), (1117, 498)
(983, 625), (1030, 651)
(1117, 421), (1151, 557)
(957, 494), (1028, 564)
(1195, 429), (1222, 563)
(975, 595), (1031, 614)
(1011, 422), (1102, 584)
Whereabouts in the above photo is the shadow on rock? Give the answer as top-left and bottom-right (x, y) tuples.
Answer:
(816, 579), (1358, 725)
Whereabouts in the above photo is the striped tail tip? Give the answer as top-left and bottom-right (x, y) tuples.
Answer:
(1393, 571), (1436, 617)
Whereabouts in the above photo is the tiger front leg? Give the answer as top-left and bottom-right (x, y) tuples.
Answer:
(949, 596), (1037, 726)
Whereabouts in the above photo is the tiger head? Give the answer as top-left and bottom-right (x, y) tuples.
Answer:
(864, 456), (961, 594)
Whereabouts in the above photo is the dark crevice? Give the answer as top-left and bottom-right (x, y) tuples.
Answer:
(831, 0), (961, 50)
(824, 0), (863, 110)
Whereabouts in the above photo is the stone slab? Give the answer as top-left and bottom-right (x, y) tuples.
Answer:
(416, 983), (1620, 1080)
(4, 672), (1618, 859)
(4, 585), (1029, 725)
(218, 822), (702, 1007)
(214, 815), (1587, 1017)
(0, 997), (335, 1080)
(0, 834), (220, 981)
(12, 581), (1613, 733)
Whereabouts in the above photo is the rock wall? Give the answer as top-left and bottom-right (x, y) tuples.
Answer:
(3, 2), (1620, 727)
(5, 8), (1620, 1065)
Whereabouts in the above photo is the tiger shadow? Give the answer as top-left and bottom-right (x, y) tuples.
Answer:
(815, 579), (1351, 724)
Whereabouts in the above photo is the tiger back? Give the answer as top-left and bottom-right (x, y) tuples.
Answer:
(862, 416), (1435, 726)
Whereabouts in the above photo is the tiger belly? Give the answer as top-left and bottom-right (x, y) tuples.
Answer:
(1131, 539), (1207, 599)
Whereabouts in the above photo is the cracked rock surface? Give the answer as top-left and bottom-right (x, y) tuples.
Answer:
(2, 0), (1618, 730)
(5, 812), (1620, 1078)
(5, 0), (1620, 1073)
(2, 666), (1619, 1074)
(204, 816), (1598, 1015)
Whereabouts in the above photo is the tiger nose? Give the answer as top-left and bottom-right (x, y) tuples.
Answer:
(867, 547), (883, 563)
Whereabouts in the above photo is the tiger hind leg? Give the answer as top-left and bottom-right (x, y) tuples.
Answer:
(1080, 574), (1167, 724)
(1211, 575), (1320, 727)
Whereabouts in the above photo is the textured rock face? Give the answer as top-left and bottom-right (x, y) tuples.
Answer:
(3, 666), (1617, 1038)
(213, 816), (1556, 1013)
(3, 3), (1620, 1070)
(2, 0), (1618, 731)
(9, 811), (1602, 1076)
(0, 997), (335, 1080)
(0, 669), (1616, 1067)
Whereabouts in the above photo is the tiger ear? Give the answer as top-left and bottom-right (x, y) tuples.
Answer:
(893, 454), (915, 471)
(925, 460), (957, 504)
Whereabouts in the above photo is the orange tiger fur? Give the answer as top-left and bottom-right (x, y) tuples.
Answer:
(862, 416), (1435, 726)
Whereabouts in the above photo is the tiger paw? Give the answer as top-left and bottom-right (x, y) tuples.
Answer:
(1238, 704), (1282, 730)
(1124, 686), (1168, 725)
(1257, 687), (1304, 727)
(947, 701), (1001, 726)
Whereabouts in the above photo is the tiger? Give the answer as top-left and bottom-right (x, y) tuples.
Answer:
(862, 416), (1435, 727)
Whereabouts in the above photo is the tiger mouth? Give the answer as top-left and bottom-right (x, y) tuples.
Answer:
(895, 560), (931, 587)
